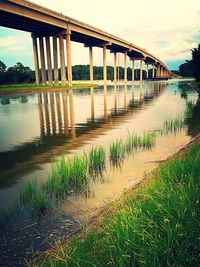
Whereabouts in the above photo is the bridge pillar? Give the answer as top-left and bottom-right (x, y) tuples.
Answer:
(66, 30), (72, 87)
(59, 34), (66, 86)
(45, 36), (53, 86)
(132, 60), (135, 83)
(124, 52), (127, 83)
(140, 59), (143, 82)
(114, 52), (117, 83)
(89, 46), (93, 84)
(146, 64), (149, 80)
(103, 44), (107, 86)
(152, 64), (155, 80)
(160, 66), (163, 79)
(53, 36), (59, 86)
(39, 37), (47, 85)
(156, 65), (160, 79)
(32, 34), (40, 85)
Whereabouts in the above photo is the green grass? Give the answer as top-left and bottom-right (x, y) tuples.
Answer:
(35, 143), (200, 267)
(109, 132), (157, 167)
(162, 118), (184, 135)
(0, 83), (94, 93)
(88, 146), (106, 178)
(20, 181), (50, 215)
(185, 100), (195, 119)
(44, 155), (89, 197)
(109, 140), (125, 167)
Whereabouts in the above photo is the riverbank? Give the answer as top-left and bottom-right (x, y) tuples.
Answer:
(0, 83), (95, 95)
(34, 134), (200, 267)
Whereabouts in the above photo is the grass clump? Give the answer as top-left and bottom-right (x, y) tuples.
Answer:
(44, 155), (89, 198)
(141, 131), (156, 149)
(88, 146), (106, 178)
(20, 181), (50, 215)
(162, 118), (184, 135)
(185, 100), (195, 120)
(36, 143), (200, 267)
(109, 140), (125, 167)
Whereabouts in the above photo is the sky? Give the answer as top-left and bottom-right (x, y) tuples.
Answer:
(0, 0), (200, 70)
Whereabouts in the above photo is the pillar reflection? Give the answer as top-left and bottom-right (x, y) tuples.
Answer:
(69, 89), (76, 140)
(62, 91), (69, 136)
(90, 87), (95, 121)
(114, 82), (117, 114)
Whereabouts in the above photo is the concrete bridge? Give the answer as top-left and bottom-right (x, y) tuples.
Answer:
(0, 0), (172, 86)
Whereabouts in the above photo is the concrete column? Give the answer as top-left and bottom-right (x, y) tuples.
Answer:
(156, 66), (160, 79)
(103, 45), (107, 86)
(140, 59), (143, 82)
(114, 52), (117, 83)
(160, 66), (163, 79)
(132, 60), (135, 83)
(45, 36), (53, 86)
(89, 46), (93, 84)
(146, 64), (149, 80)
(39, 37), (46, 84)
(32, 35), (40, 85)
(152, 65), (155, 79)
(124, 52), (127, 83)
(59, 34), (66, 86)
(66, 30), (72, 87)
(53, 36), (59, 86)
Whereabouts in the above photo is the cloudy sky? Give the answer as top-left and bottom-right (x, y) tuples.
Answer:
(0, 0), (200, 70)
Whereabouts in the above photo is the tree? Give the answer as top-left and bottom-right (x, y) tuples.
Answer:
(6, 62), (34, 83)
(190, 43), (200, 81)
(0, 60), (7, 84)
(0, 60), (6, 73)
(179, 62), (193, 77)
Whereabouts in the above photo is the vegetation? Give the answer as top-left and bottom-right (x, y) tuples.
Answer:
(0, 60), (152, 86)
(20, 181), (50, 215)
(179, 42), (200, 80)
(35, 143), (200, 267)
(162, 118), (184, 135)
(88, 146), (106, 178)
(109, 132), (156, 167)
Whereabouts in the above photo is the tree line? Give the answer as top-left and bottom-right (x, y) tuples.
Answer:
(0, 60), (153, 84)
(178, 43), (200, 80)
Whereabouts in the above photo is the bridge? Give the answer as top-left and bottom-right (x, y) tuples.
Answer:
(0, 0), (172, 86)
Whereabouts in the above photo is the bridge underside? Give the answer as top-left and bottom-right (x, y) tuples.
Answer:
(0, 0), (172, 85)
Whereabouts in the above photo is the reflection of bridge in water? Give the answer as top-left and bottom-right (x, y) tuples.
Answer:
(0, 83), (165, 187)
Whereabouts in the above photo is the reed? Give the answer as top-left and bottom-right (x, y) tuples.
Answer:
(185, 100), (195, 119)
(109, 140), (125, 167)
(162, 118), (184, 134)
(141, 131), (156, 149)
(44, 155), (89, 197)
(20, 181), (50, 215)
(88, 146), (106, 178)
(36, 144), (200, 267)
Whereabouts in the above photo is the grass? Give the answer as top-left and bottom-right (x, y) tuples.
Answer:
(109, 132), (157, 167)
(35, 143), (200, 267)
(0, 83), (94, 93)
(185, 100), (195, 120)
(20, 181), (50, 215)
(109, 140), (125, 167)
(162, 118), (184, 135)
(44, 155), (89, 198)
(88, 146), (106, 178)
